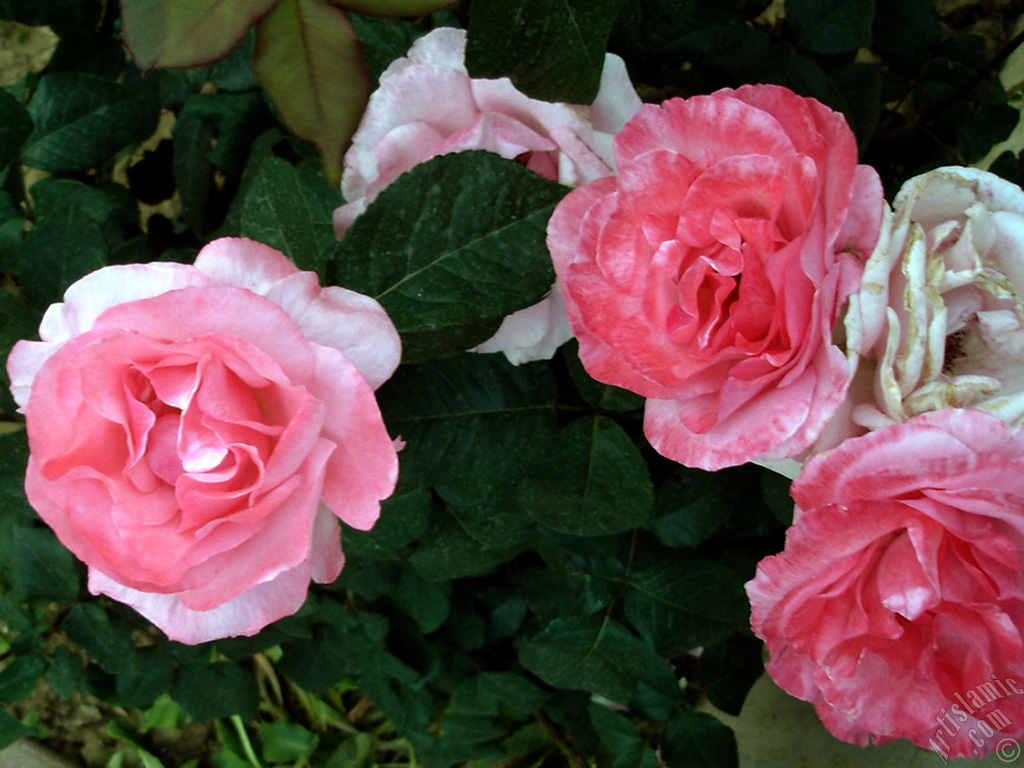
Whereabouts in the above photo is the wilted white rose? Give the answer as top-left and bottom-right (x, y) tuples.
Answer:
(844, 166), (1024, 434)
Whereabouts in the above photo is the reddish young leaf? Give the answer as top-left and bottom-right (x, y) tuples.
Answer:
(120, 0), (277, 70)
(337, 0), (455, 15)
(253, 0), (371, 184)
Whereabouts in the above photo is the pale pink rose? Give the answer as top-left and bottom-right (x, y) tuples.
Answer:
(747, 408), (1024, 758)
(837, 167), (1024, 443)
(333, 26), (641, 365)
(547, 85), (885, 470)
(6, 238), (401, 645)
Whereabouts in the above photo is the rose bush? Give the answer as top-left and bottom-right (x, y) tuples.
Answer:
(747, 408), (1024, 757)
(6, 238), (401, 645)
(333, 26), (641, 364)
(547, 84), (885, 470)
(841, 166), (1024, 439)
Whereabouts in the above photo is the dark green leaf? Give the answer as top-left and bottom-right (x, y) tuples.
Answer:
(589, 704), (661, 768)
(466, 0), (626, 103)
(661, 710), (738, 768)
(0, 90), (31, 168)
(44, 32), (126, 80)
(520, 616), (649, 703)
(451, 672), (548, 718)
(16, 206), (107, 307)
(395, 563), (451, 632)
(341, 488), (436, 560)
(563, 340), (644, 412)
(957, 102), (1020, 164)
(10, 526), (80, 604)
(624, 558), (750, 658)
(170, 662), (259, 722)
(241, 157), (322, 274)
(700, 633), (764, 716)
(760, 469), (793, 527)
(46, 646), (85, 699)
(0, 656), (45, 703)
(334, 151), (568, 363)
(349, 12), (428, 82)
(648, 468), (745, 548)
(23, 73), (159, 172)
(785, 0), (873, 55)
(410, 498), (534, 581)
(0, 708), (34, 748)
(519, 416), (653, 536)
(378, 353), (557, 499)
(63, 603), (142, 676)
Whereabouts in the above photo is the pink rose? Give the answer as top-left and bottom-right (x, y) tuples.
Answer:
(747, 408), (1024, 758)
(334, 26), (641, 364)
(547, 84), (885, 470)
(6, 238), (401, 645)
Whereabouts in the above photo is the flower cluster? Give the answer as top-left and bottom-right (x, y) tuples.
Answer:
(9, 22), (1024, 761)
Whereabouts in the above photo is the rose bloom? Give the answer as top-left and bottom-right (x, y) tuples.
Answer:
(841, 166), (1024, 440)
(334, 26), (641, 365)
(747, 408), (1024, 757)
(547, 84), (885, 470)
(6, 238), (401, 645)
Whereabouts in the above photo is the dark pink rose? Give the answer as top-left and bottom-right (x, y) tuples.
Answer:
(7, 238), (401, 644)
(748, 409), (1024, 758)
(547, 84), (885, 469)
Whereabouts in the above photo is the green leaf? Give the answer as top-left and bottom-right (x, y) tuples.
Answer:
(0, 90), (31, 168)
(241, 157), (323, 275)
(588, 704), (661, 768)
(252, 0), (371, 183)
(519, 416), (653, 536)
(46, 646), (85, 699)
(23, 73), (159, 172)
(465, 0), (626, 103)
(520, 616), (650, 703)
(0, 656), (45, 703)
(170, 662), (259, 722)
(410, 497), (535, 580)
(334, 151), (568, 363)
(563, 340), (644, 412)
(957, 102), (1020, 164)
(624, 558), (750, 658)
(661, 710), (738, 768)
(785, 0), (873, 55)
(394, 563), (451, 632)
(0, 431), (33, 526)
(325, 733), (375, 768)
(451, 672), (548, 718)
(0, 708), (35, 749)
(378, 352), (558, 499)
(348, 12), (427, 82)
(16, 206), (107, 308)
(260, 721), (317, 762)
(63, 604), (142, 677)
(120, 0), (275, 70)
(700, 633), (764, 717)
(340, 488), (436, 560)
(647, 468), (745, 548)
(10, 526), (80, 604)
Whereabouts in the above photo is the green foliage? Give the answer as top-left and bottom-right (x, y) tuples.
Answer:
(334, 151), (568, 362)
(466, 0), (627, 103)
(0, 1), (1018, 766)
